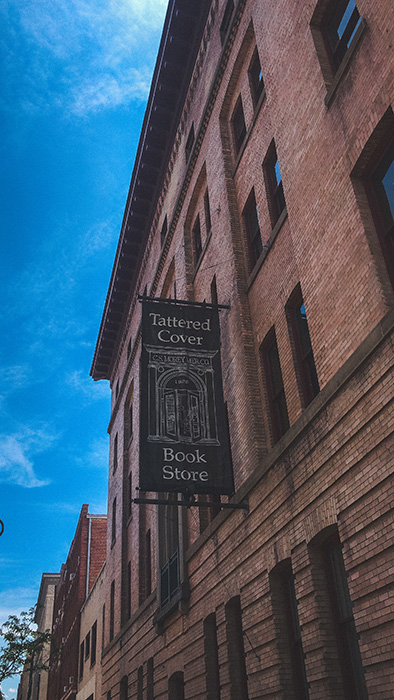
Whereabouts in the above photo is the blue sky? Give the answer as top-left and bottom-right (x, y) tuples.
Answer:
(0, 1), (167, 696)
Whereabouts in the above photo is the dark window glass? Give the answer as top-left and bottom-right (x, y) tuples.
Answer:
(248, 48), (265, 107)
(261, 329), (289, 443)
(120, 675), (128, 700)
(102, 604), (105, 651)
(128, 472), (132, 518)
(161, 215), (168, 246)
(325, 0), (361, 71)
(210, 275), (218, 306)
(185, 124), (195, 162)
(193, 215), (202, 264)
(147, 658), (154, 700)
(323, 533), (368, 699)
(204, 189), (212, 235)
(146, 528), (152, 596)
(271, 561), (309, 699)
(137, 668), (143, 700)
(370, 141), (394, 287)
(220, 0), (234, 45)
(113, 432), (118, 472)
(169, 672), (185, 700)
(287, 288), (319, 407)
(225, 596), (248, 700)
(127, 338), (131, 359)
(109, 581), (115, 641)
(159, 493), (180, 607)
(265, 142), (286, 227)
(204, 613), (221, 700)
(243, 189), (263, 270)
(91, 620), (97, 666)
(127, 561), (132, 620)
(79, 641), (84, 680)
(85, 631), (90, 659)
(111, 497), (116, 545)
(231, 97), (247, 155)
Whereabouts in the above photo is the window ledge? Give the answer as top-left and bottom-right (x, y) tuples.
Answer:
(153, 583), (190, 634)
(325, 19), (367, 107)
(247, 207), (288, 290)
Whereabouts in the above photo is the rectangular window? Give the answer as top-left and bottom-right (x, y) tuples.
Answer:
(85, 631), (90, 659)
(243, 188), (263, 270)
(248, 47), (265, 107)
(128, 472), (132, 518)
(270, 561), (309, 699)
(220, 0), (234, 45)
(204, 613), (221, 700)
(324, 0), (361, 72)
(102, 604), (105, 651)
(147, 658), (154, 700)
(322, 532), (368, 699)
(127, 561), (132, 620)
(225, 596), (248, 700)
(169, 672), (185, 700)
(264, 141), (286, 228)
(109, 581), (115, 641)
(91, 620), (97, 666)
(79, 641), (84, 680)
(160, 215), (168, 246)
(193, 215), (202, 264)
(287, 287), (319, 407)
(368, 140), (394, 288)
(111, 497), (116, 546)
(261, 328), (289, 444)
(137, 667), (143, 700)
(210, 275), (218, 306)
(113, 432), (118, 472)
(146, 528), (152, 597)
(204, 189), (212, 236)
(185, 124), (195, 162)
(159, 493), (180, 607)
(231, 97), (247, 156)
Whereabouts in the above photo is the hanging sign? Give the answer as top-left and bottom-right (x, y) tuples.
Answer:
(139, 298), (233, 495)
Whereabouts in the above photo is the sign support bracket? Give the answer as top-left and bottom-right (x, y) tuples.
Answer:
(132, 493), (249, 512)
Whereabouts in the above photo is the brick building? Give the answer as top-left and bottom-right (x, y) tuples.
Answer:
(47, 505), (106, 700)
(91, 1), (394, 698)
(76, 564), (106, 700)
(17, 573), (60, 700)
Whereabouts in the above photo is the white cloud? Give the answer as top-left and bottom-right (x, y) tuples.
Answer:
(65, 369), (110, 402)
(0, 426), (58, 488)
(0, 586), (39, 624)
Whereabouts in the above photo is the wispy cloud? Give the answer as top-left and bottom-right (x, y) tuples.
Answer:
(0, 586), (40, 624)
(0, 426), (58, 488)
(65, 369), (110, 402)
(2, 0), (167, 117)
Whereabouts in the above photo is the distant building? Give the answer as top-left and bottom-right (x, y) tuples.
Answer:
(17, 573), (60, 700)
(91, 1), (394, 699)
(76, 564), (106, 700)
(47, 505), (106, 700)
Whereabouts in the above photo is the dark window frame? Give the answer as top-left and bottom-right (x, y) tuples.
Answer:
(90, 620), (97, 667)
(85, 631), (90, 660)
(185, 124), (195, 162)
(109, 581), (115, 641)
(79, 640), (84, 680)
(225, 596), (248, 700)
(286, 286), (319, 408)
(192, 214), (203, 266)
(243, 188), (263, 271)
(160, 215), (168, 247)
(220, 0), (235, 45)
(261, 328), (290, 444)
(248, 47), (265, 108)
(204, 188), (212, 236)
(323, 0), (362, 73)
(365, 138), (394, 289)
(263, 141), (286, 229)
(231, 96), (247, 157)
(204, 613), (221, 700)
(111, 497), (116, 546)
(113, 432), (118, 472)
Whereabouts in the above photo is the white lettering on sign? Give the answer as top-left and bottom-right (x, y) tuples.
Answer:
(163, 447), (207, 463)
(162, 465), (209, 482)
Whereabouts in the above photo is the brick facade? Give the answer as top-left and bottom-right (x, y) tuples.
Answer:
(91, 1), (394, 698)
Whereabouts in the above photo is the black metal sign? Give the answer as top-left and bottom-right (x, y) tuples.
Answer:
(139, 298), (233, 495)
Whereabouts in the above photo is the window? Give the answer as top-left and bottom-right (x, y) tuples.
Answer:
(102, 604), (105, 651)
(321, 532), (368, 699)
(111, 497), (116, 546)
(323, 0), (361, 72)
(91, 620), (97, 666)
(220, 0), (234, 45)
(127, 472), (133, 519)
(147, 658), (154, 700)
(270, 561), (309, 699)
(261, 328), (290, 444)
(225, 596), (248, 700)
(120, 675), (129, 700)
(367, 139), (394, 288)
(127, 561), (132, 620)
(264, 141), (286, 228)
(79, 641), (84, 680)
(287, 286), (319, 407)
(192, 215), (202, 265)
(248, 47), (265, 107)
(204, 189), (212, 236)
(243, 188), (263, 270)
(204, 613), (221, 700)
(168, 672), (185, 700)
(210, 275), (218, 306)
(160, 215), (168, 246)
(85, 631), (90, 659)
(159, 493), (180, 607)
(113, 432), (118, 472)
(231, 97), (247, 156)
(127, 337), (131, 359)
(109, 581), (115, 641)
(185, 124), (195, 162)
(137, 668), (143, 700)
(146, 529), (152, 597)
